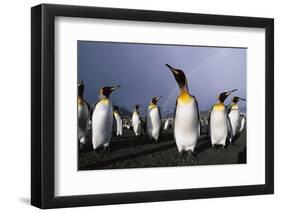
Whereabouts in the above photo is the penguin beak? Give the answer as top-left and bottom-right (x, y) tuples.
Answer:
(165, 64), (179, 75)
(238, 97), (246, 101)
(225, 89), (237, 97)
(110, 85), (121, 92)
(155, 96), (162, 101)
(165, 64), (188, 90)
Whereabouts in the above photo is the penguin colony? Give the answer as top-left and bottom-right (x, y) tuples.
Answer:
(78, 64), (246, 164)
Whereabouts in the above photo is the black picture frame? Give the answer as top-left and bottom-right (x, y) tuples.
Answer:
(31, 3), (274, 209)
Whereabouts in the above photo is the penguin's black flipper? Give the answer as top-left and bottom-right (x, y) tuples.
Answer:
(112, 113), (117, 137)
(85, 99), (91, 112)
(173, 99), (178, 118)
(87, 103), (96, 121)
(158, 106), (163, 135)
(227, 115), (233, 143)
(226, 103), (232, 115)
(207, 107), (213, 137)
(192, 96), (201, 136)
(142, 117), (147, 135)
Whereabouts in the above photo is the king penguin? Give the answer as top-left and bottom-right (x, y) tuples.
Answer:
(78, 81), (90, 146)
(165, 64), (200, 163)
(208, 90), (237, 148)
(164, 117), (173, 130)
(239, 115), (246, 132)
(228, 96), (246, 140)
(146, 96), (162, 142)
(132, 104), (142, 136)
(113, 106), (123, 137)
(89, 85), (120, 151)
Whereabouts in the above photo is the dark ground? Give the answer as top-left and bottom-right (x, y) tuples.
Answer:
(79, 127), (246, 170)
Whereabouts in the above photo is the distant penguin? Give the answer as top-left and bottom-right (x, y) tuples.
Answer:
(209, 90), (237, 148)
(78, 81), (90, 146)
(124, 119), (131, 129)
(239, 115), (246, 132)
(166, 64), (200, 163)
(132, 104), (142, 136)
(228, 96), (246, 139)
(113, 106), (123, 136)
(89, 85), (120, 150)
(147, 96), (162, 142)
(164, 118), (172, 130)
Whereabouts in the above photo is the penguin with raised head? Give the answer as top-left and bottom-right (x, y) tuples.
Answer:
(208, 90), (237, 148)
(113, 106), (123, 136)
(228, 96), (246, 140)
(89, 85), (120, 151)
(147, 96), (162, 142)
(78, 81), (90, 146)
(132, 104), (142, 136)
(165, 64), (200, 163)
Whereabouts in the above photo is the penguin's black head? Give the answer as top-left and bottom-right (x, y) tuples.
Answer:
(165, 64), (188, 90)
(100, 85), (121, 98)
(232, 96), (246, 103)
(78, 81), (84, 96)
(135, 104), (140, 110)
(218, 89), (237, 103)
(151, 96), (161, 104)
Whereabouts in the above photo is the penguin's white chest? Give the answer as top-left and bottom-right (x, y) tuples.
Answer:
(91, 100), (113, 149)
(164, 119), (171, 130)
(147, 107), (161, 140)
(114, 113), (123, 136)
(174, 100), (199, 151)
(210, 109), (228, 145)
(229, 108), (240, 136)
(132, 112), (141, 135)
(239, 117), (246, 132)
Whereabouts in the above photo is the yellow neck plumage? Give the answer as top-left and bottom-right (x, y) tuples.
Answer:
(177, 88), (192, 104)
(213, 102), (225, 111)
(149, 102), (157, 109)
(100, 98), (109, 105)
(231, 103), (238, 110)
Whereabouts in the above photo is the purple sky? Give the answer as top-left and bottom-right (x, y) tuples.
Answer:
(78, 41), (246, 114)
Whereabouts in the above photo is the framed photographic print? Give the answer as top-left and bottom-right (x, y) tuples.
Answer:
(31, 4), (274, 209)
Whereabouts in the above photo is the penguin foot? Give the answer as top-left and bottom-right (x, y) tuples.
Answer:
(179, 151), (187, 163)
(186, 150), (198, 165)
(179, 150), (198, 165)
(93, 148), (104, 157)
(103, 146), (111, 154)
(212, 145), (218, 151)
